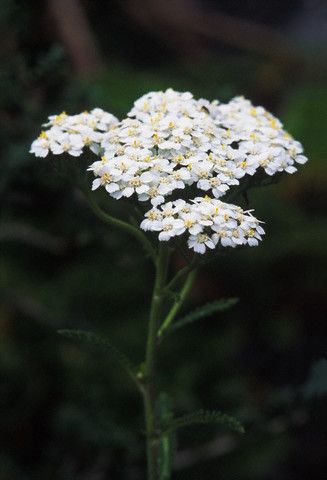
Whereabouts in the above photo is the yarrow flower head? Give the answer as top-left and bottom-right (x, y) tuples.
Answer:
(30, 89), (307, 254)
(30, 109), (119, 158)
(141, 197), (265, 253)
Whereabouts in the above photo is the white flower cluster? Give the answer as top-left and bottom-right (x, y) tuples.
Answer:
(30, 109), (118, 158)
(30, 89), (307, 253)
(209, 96), (308, 176)
(88, 90), (307, 206)
(88, 94), (238, 206)
(141, 197), (264, 253)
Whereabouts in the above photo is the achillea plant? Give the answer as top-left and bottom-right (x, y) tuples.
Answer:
(31, 89), (307, 479)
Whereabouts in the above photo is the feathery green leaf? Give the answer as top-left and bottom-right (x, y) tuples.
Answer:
(58, 329), (138, 385)
(162, 298), (238, 338)
(162, 409), (244, 434)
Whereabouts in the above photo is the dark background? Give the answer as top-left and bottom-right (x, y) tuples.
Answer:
(1, 0), (326, 478)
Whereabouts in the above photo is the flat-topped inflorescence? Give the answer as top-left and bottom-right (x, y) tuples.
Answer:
(30, 89), (307, 253)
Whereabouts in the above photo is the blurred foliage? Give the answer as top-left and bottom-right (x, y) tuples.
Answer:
(0, 0), (326, 479)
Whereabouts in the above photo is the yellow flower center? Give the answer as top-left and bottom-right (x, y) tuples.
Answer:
(184, 219), (194, 228)
(101, 173), (111, 183)
(53, 111), (67, 125)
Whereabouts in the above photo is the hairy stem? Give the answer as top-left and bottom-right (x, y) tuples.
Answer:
(144, 243), (170, 479)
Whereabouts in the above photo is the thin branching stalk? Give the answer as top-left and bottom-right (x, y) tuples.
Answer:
(82, 185), (157, 264)
(158, 269), (197, 339)
(165, 258), (197, 293)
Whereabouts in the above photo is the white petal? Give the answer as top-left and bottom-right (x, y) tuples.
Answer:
(296, 155), (307, 164)
(158, 232), (171, 241)
(92, 179), (101, 190)
(105, 183), (120, 193)
(194, 243), (206, 254)
(285, 165), (297, 174)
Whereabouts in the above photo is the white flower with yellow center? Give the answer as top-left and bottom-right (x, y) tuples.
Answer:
(188, 233), (216, 254)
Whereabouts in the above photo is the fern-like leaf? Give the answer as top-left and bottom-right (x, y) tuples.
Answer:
(58, 329), (137, 385)
(161, 298), (238, 338)
(162, 409), (244, 435)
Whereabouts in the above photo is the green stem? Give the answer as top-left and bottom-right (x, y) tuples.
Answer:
(158, 269), (197, 339)
(165, 258), (197, 293)
(82, 186), (157, 265)
(144, 243), (170, 480)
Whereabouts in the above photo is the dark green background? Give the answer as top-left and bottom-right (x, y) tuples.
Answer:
(1, 0), (326, 478)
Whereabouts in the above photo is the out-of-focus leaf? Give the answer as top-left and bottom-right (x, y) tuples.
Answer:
(282, 86), (327, 166)
(301, 359), (327, 400)
(58, 329), (138, 386)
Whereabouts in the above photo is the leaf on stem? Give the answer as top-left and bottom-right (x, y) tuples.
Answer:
(58, 329), (138, 385)
(162, 409), (245, 434)
(161, 298), (239, 338)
